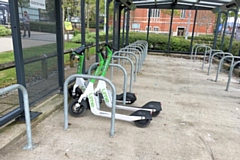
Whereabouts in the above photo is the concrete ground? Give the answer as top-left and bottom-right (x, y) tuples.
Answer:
(0, 55), (240, 160)
(0, 31), (73, 53)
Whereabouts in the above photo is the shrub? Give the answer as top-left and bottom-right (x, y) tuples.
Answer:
(88, 22), (104, 29)
(71, 31), (96, 44)
(0, 25), (11, 36)
(231, 41), (240, 56)
(73, 29), (80, 36)
(71, 33), (81, 43)
(71, 31), (240, 55)
(30, 22), (56, 33)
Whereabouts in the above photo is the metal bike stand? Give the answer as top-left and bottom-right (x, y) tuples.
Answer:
(118, 43), (144, 71)
(120, 40), (147, 70)
(63, 74), (117, 137)
(88, 63), (129, 105)
(226, 60), (240, 91)
(116, 48), (141, 74)
(201, 46), (212, 70)
(190, 44), (206, 60)
(139, 40), (148, 57)
(129, 43), (145, 56)
(191, 44), (211, 62)
(128, 43), (145, 56)
(120, 48), (142, 70)
(133, 40), (148, 58)
(215, 56), (240, 82)
(207, 52), (231, 75)
(112, 51), (138, 81)
(0, 84), (36, 150)
(204, 49), (222, 71)
(128, 43), (146, 63)
(110, 56), (136, 92)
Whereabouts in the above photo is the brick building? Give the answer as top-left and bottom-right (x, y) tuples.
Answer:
(129, 9), (216, 36)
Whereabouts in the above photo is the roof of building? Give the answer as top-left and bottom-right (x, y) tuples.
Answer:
(132, 0), (236, 10)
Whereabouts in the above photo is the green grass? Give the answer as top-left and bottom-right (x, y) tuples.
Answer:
(0, 51), (14, 64)
(0, 68), (16, 87)
(0, 42), (97, 88)
(0, 42), (96, 64)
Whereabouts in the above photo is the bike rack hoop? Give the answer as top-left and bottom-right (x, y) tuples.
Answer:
(63, 74), (117, 137)
(215, 55), (240, 82)
(226, 60), (240, 91)
(88, 62), (129, 105)
(0, 84), (36, 150)
(113, 51), (138, 80)
(207, 52), (231, 75)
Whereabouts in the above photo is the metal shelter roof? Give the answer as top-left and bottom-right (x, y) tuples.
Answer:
(132, 0), (234, 10)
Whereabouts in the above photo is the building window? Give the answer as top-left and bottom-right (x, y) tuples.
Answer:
(153, 27), (159, 31)
(180, 10), (186, 19)
(148, 9), (160, 18)
(146, 26), (152, 31)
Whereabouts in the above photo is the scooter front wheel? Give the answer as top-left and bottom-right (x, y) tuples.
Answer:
(68, 98), (88, 117)
(68, 85), (83, 99)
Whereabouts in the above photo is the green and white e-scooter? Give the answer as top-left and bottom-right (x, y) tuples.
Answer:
(69, 44), (162, 127)
(68, 48), (152, 127)
(94, 44), (162, 118)
(68, 45), (137, 104)
(68, 45), (88, 99)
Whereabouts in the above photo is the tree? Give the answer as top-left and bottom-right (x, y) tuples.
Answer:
(196, 10), (216, 34)
(219, 11), (237, 35)
(161, 9), (180, 16)
(18, 0), (29, 16)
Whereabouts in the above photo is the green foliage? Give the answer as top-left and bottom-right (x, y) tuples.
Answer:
(100, 1), (114, 17)
(88, 22), (104, 29)
(128, 32), (240, 55)
(18, 0), (30, 8)
(45, 0), (55, 21)
(71, 31), (240, 56)
(128, 32), (189, 51)
(71, 31), (96, 44)
(30, 22), (56, 33)
(71, 34), (81, 43)
(161, 9), (180, 16)
(71, 31), (113, 44)
(73, 29), (80, 36)
(0, 25), (11, 36)
(231, 41), (240, 56)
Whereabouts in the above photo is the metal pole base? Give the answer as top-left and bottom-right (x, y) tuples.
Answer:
(23, 143), (38, 150)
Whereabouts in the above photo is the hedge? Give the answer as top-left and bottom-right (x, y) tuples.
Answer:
(71, 31), (240, 56)
(128, 32), (240, 55)
(89, 22), (104, 29)
(30, 22), (56, 33)
(0, 25), (11, 36)
(71, 30), (112, 44)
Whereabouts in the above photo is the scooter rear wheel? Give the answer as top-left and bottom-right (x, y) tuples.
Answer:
(68, 98), (88, 117)
(134, 119), (151, 128)
(151, 111), (160, 117)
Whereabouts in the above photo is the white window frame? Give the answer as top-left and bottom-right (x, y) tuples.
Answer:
(146, 26), (152, 31)
(153, 26), (159, 31)
(180, 10), (186, 19)
(147, 9), (160, 18)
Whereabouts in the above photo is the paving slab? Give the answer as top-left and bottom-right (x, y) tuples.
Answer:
(0, 55), (240, 160)
(0, 32), (73, 53)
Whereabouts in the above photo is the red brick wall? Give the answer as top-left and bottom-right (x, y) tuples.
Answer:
(129, 9), (216, 35)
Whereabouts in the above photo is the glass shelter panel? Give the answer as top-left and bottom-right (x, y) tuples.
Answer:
(168, 9), (196, 53)
(19, 0), (59, 105)
(193, 10), (216, 46)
